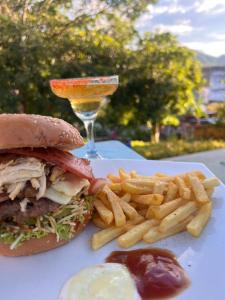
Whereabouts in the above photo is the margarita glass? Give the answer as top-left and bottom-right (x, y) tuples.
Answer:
(50, 76), (119, 159)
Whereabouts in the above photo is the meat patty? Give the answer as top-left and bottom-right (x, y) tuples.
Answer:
(0, 198), (60, 224)
(0, 193), (9, 203)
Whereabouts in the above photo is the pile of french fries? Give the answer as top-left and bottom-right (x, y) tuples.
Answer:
(91, 168), (220, 250)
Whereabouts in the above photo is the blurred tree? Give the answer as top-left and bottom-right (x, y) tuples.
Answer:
(217, 103), (225, 124)
(115, 32), (204, 143)
(0, 0), (154, 123)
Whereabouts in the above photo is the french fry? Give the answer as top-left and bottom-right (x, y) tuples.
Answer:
(129, 202), (138, 208)
(175, 176), (191, 200)
(150, 198), (184, 220)
(92, 226), (126, 250)
(108, 183), (122, 192)
(179, 171), (206, 181)
(130, 170), (138, 178)
(187, 202), (212, 237)
(206, 188), (214, 198)
(137, 175), (172, 182)
(145, 207), (155, 219)
(120, 193), (131, 202)
(97, 191), (111, 209)
(121, 181), (153, 194)
(203, 177), (220, 189)
(119, 168), (130, 180)
(107, 174), (121, 183)
(92, 215), (110, 229)
(137, 208), (148, 217)
(159, 201), (197, 232)
(92, 215), (145, 250)
(124, 178), (155, 187)
(154, 172), (169, 177)
(188, 175), (209, 203)
(165, 182), (178, 202)
(119, 199), (139, 219)
(117, 219), (159, 248)
(128, 214), (145, 225)
(94, 199), (114, 225)
(153, 181), (168, 195)
(143, 216), (192, 243)
(103, 185), (126, 227)
(132, 194), (164, 206)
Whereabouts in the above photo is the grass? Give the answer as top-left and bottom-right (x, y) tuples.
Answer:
(131, 139), (225, 160)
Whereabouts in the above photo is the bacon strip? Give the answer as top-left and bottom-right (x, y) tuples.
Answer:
(0, 148), (94, 180)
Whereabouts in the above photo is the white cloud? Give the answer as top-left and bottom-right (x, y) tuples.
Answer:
(154, 20), (194, 35)
(195, 0), (225, 13)
(148, 1), (193, 15)
(210, 33), (225, 41)
(183, 41), (225, 56)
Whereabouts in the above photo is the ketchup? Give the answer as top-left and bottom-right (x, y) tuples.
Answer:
(106, 248), (190, 300)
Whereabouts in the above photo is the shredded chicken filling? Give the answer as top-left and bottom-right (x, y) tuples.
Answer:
(0, 157), (90, 207)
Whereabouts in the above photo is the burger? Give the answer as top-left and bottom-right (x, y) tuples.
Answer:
(0, 114), (97, 256)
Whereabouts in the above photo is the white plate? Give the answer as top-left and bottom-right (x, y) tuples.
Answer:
(0, 159), (224, 300)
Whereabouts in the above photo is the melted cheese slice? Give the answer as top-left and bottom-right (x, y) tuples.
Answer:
(59, 263), (140, 300)
(44, 174), (90, 205)
(44, 188), (72, 205)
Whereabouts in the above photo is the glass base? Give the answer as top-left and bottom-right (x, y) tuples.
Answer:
(85, 151), (103, 160)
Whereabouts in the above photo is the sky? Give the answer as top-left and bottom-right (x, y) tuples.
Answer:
(136, 0), (225, 57)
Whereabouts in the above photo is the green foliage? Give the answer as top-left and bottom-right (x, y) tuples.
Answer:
(0, 0), (204, 136)
(217, 104), (225, 124)
(132, 139), (225, 159)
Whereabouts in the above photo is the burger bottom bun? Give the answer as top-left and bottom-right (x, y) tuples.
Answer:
(0, 213), (91, 257)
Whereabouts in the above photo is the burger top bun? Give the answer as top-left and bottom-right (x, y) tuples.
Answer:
(0, 114), (84, 151)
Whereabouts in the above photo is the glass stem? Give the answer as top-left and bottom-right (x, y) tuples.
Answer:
(83, 119), (97, 156)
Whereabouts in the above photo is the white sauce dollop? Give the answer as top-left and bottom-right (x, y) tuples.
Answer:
(59, 263), (141, 300)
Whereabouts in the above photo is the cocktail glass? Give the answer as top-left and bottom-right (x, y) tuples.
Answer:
(50, 76), (119, 159)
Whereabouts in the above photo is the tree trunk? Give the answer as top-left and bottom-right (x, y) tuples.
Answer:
(151, 122), (160, 143)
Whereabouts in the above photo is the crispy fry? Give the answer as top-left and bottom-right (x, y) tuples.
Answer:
(107, 174), (121, 183)
(137, 175), (172, 182)
(128, 214), (145, 225)
(108, 183), (122, 192)
(103, 185), (126, 227)
(159, 201), (197, 232)
(188, 175), (209, 203)
(132, 194), (164, 206)
(117, 219), (159, 248)
(203, 177), (220, 189)
(206, 188), (214, 198)
(130, 170), (138, 178)
(121, 181), (153, 194)
(92, 215), (110, 229)
(154, 172), (169, 177)
(137, 208), (148, 217)
(97, 191), (111, 209)
(94, 199), (114, 225)
(179, 171), (206, 181)
(129, 202), (138, 208)
(150, 198), (184, 220)
(175, 176), (191, 200)
(92, 226), (126, 250)
(143, 216), (192, 243)
(119, 168), (130, 180)
(187, 202), (212, 237)
(119, 199), (139, 219)
(91, 215), (145, 250)
(120, 193), (131, 202)
(165, 182), (178, 202)
(153, 181), (168, 195)
(145, 206), (154, 219)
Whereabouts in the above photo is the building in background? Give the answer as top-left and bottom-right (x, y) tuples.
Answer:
(203, 66), (225, 103)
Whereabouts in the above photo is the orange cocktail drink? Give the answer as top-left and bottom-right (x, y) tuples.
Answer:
(50, 76), (119, 159)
